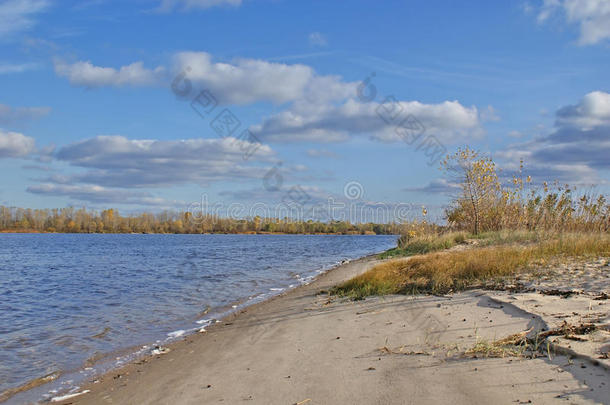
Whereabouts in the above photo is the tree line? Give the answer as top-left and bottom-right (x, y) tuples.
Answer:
(0, 206), (401, 235)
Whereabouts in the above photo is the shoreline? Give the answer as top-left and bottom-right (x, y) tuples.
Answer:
(44, 254), (381, 404)
(3, 251), (384, 404)
(49, 254), (610, 405)
(0, 231), (390, 236)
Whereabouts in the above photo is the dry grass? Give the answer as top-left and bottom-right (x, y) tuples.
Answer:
(465, 338), (529, 358)
(335, 232), (610, 298)
(464, 321), (598, 359)
(463, 329), (549, 359)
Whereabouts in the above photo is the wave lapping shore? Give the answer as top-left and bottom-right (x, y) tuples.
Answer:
(0, 234), (397, 404)
(51, 256), (610, 405)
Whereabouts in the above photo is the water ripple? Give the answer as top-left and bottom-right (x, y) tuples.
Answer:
(0, 234), (396, 402)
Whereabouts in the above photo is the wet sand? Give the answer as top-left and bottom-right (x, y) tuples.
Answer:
(53, 255), (610, 405)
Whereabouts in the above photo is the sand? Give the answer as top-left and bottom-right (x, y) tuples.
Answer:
(51, 255), (610, 405)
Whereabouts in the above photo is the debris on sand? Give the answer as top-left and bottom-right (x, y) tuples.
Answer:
(151, 346), (171, 355)
(51, 390), (90, 402)
(379, 346), (431, 356)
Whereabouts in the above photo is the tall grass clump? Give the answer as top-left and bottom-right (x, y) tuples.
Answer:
(340, 147), (609, 299)
(442, 147), (609, 235)
(383, 149), (608, 258)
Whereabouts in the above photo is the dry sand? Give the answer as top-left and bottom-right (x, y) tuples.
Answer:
(52, 256), (610, 405)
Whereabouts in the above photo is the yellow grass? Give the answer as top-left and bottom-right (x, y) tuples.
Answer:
(335, 232), (610, 298)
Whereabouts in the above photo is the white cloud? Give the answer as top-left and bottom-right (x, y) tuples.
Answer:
(27, 134), (281, 205)
(556, 90), (610, 129)
(537, 0), (610, 45)
(0, 0), (49, 37)
(308, 32), (328, 47)
(55, 52), (357, 103)
(0, 104), (51, 125)
(157, 0), (241, 12)
(54, 135), (275, 188)
(498, 90), (610, 184)
(173, 51), (356, 105)
(251, 98), (482, 144)
(174, 52), (485, 145)
(53, 52), (487, 149)
(54, 60), (165, 88)
(0, 129), (36, 158)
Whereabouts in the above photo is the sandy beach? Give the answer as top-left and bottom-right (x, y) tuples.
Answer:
(3, 0), (610, 403)
(50, 255), (610, 405)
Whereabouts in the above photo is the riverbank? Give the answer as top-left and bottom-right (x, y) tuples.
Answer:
(0, 234), (398, 404)
(0, 230), (381, 235)
(50, 254), (609, 405)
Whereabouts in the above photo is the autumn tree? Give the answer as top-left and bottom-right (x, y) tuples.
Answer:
(0, 205), (404, 235)
(442, 147), (501, 235)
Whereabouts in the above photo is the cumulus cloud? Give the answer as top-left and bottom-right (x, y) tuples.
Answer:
(537, 0), (610, 45)
(0, 129), (36, 158)
(498, 90), (610, 184)
(51, 52), (484, 149)
(173, 51), (356, 105)
(0, 0), (49, 37)
(54, 60), (165, 88)
(55, 52), (357, 103)
(27, 134), (279, 205)
(0, 104), (51, 125)
(157, 0), (241, 12)
(251, 98), (482, 144)
(556, 90), (610, 129)
(53, 135), (275, 188)
(53, 51), (486, 148)
(173, 53), (484, 144)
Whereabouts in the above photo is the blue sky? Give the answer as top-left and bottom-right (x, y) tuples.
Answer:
(1, 0), (609, 221)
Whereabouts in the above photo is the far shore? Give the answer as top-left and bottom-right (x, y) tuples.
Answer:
(44, 253), (610, 405)
(0, 230), (385, 235)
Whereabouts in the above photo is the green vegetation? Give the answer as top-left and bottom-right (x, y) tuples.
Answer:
(0, 206), (400, 235)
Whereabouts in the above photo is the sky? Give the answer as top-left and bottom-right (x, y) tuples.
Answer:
(0, 0), (609, 222)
